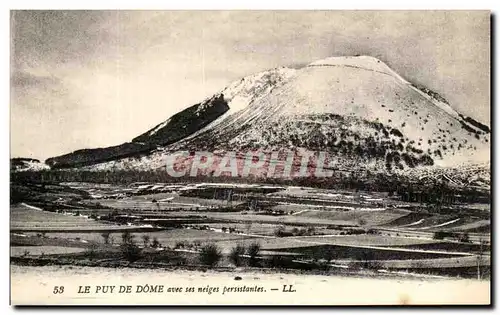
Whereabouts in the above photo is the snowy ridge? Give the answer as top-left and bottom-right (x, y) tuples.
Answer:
(308, 55), (410, 84)
(169, 67), (297, 146)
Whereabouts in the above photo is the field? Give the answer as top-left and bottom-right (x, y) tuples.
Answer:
(293, 209), (410, 225)
(11, 246), (86, 257)
(10, 181), (491, 279)
(10, 204), (152, 232)
(28, 229), (258, 248)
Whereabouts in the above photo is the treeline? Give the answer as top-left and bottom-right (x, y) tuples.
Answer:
(12, 169), (408, 191)
(10, 169), (490, 202)
(395, 181), (490, 204)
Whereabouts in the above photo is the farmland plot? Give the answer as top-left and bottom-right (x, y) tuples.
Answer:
(11, 204), (138, 232)
(286, 235), (441, 247)
(292, 209), (410, 225)
(39, 229), (259, 249)
(11, 246), (86, 257)
(99, 194), (243, 211)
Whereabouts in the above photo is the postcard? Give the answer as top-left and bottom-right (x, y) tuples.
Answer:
(10, 10), (491, 305)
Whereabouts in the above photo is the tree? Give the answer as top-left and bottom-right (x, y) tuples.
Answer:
(199, 244), (222, 267)
(101, 232), (111, 245)
(121, 231), (134, 245)
(229, 244), (246, 267)
(120, 231), (141, 262)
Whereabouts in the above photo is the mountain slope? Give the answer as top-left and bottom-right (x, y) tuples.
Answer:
(132, 94), (229, 145)
(45, 94), (230, 168)
(45, 67), (295, 168)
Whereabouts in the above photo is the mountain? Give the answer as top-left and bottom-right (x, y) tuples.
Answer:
(45, 56), (490, 182)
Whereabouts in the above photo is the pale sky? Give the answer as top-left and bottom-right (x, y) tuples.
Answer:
(10, 10), (490, 160)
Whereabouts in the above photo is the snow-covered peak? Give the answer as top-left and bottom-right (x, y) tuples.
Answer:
(220, 67), (296, 112)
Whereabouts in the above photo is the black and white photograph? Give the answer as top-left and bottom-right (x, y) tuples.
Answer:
(9, 10), (491, 305)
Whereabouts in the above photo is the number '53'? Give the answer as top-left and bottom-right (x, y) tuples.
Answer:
(53, 286), (64, 294)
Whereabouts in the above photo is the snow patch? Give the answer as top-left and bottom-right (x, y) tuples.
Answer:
(148, 118), (171, 136)
(20, 203), (43, 211)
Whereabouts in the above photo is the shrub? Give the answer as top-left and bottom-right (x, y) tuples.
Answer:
(433, 231), (444, 240)
(119, 231), (142, 262)
(350, 251), (383, 270)
(247, 242), (261, 267)
(306, 226), (316, 236)
(121, 243), (142, 262)
(85, 244), (98, 260)
(458, 232), (471, 243)
(433, 230), (454, 240)
(274, 225), (285, 237)
(267, 255), (288, 269)
(141, 235), (151, 248)
(199, 244), (222, 267)
(390, 128), (403, 137)
(323, 248), (335, 262)
(151, 237), (161, 248)
(175, 241), (188, 249)
(229, 244), (246, 266)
